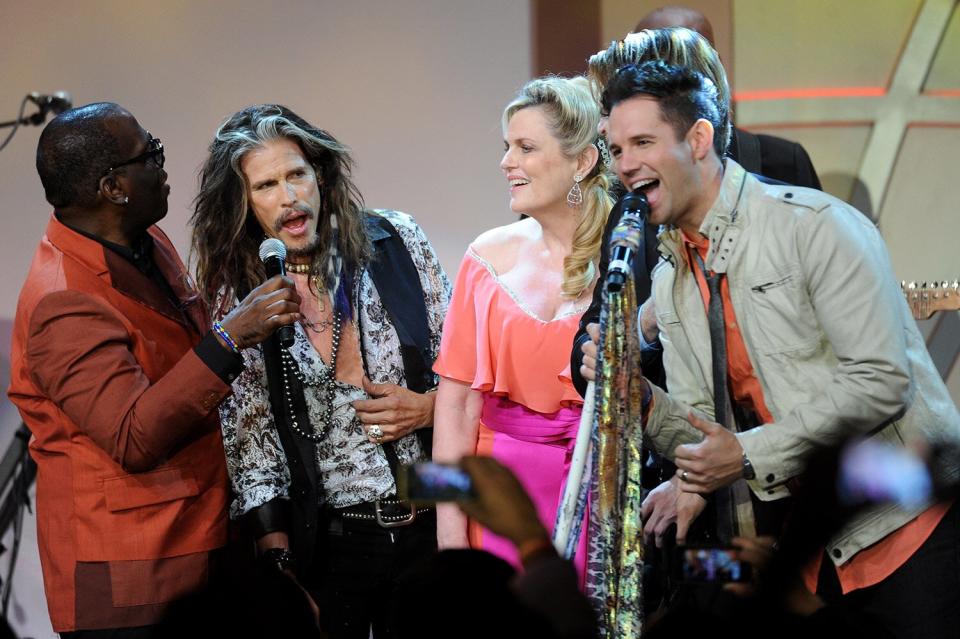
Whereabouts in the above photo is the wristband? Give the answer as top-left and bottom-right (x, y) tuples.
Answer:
(212, 320), (241, 354)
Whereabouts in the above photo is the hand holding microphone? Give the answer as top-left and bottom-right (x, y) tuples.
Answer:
(580, 190), (650, 382)
(216, 239), (301, 351)
(258, 239), (297, 348)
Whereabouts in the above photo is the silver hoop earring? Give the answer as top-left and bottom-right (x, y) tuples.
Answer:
(567, 175), (583, 208)
(122, 196), (129, 205)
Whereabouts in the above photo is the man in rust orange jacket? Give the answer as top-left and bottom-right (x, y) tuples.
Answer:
(7, 103), (301, 636)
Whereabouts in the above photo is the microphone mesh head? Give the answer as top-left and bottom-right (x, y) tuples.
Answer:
(258, 238), (286, 263)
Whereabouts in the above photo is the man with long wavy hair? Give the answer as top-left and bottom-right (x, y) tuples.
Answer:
(190, 104), (450, 638)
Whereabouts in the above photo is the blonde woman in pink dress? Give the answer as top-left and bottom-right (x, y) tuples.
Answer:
(433, 76), (613, 577)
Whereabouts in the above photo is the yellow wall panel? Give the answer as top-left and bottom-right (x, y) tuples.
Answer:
(925, 3), (960, 92)
(733, 0), (922, 93)
(745, 125), (873, 210)
(879, 126), (960, 282)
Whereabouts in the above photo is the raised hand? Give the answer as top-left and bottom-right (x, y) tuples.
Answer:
(458, 456), (548, 548)
(218, 275), (301, 349)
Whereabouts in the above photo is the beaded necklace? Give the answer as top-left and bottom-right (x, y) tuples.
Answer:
(286, 262), (333, 322)
(284, 261), (311, 274)
(279, 310), (343, 442)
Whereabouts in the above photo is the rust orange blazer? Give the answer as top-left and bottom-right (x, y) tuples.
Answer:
(8, 216), (231, 632)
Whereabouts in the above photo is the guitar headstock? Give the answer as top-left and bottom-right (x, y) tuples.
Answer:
(901, 280), (960, 320)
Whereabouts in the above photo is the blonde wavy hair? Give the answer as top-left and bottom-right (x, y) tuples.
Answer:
(587, 27), (732, 154)
(503, 76), (614, 299)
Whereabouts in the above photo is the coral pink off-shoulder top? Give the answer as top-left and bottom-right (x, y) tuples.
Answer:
(434, 247), (588, 413)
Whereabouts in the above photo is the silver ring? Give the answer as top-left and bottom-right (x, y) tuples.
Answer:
(368, 424), (384, 440)
(681, 470), (689, 482)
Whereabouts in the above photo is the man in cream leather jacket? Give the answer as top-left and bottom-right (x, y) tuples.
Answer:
(585, 60), (960, 638)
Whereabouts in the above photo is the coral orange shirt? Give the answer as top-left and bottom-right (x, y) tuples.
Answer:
(682, 232), (949, 594)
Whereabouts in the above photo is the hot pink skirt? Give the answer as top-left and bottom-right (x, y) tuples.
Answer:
(470, 393), (588, 584)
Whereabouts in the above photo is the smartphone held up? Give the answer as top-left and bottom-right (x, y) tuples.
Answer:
(399, 461), (475, 503)
(677, 546), (752, 584)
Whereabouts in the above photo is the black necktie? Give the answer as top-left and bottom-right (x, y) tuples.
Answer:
(704, 267), (730, 428)
(693, 251), (754, 540)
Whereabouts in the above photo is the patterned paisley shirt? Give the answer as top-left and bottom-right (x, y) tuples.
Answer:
(219, 211), (451, 517)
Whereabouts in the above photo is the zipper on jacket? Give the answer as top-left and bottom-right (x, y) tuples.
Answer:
(750, 276), (791, 293)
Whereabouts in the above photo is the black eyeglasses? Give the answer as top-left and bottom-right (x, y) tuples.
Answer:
(105, 135), (165, 175)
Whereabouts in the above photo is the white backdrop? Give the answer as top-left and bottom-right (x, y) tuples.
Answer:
(0, 1), (532, 635)
(0, 0), (533, 322)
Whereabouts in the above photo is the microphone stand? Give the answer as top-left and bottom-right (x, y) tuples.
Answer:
(0, 113), (46, 129)
(0, 423), (36, 622)
(0, 95), (48, 154)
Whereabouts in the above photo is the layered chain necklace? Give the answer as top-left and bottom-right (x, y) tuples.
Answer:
(280, 260), (344, 441)
(286, 261), (335, 332)
(279, 308), (343, 441)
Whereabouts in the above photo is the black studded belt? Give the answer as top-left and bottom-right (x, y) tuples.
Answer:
(329, 498), (432, 529)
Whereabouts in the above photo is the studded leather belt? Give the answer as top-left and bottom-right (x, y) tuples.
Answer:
(331, 498), (433, 528)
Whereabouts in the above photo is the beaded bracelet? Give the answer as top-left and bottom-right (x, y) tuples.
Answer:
(212, 320), (241, 354)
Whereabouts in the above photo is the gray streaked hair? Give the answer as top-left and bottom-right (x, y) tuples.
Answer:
(190, 104), (370, 314)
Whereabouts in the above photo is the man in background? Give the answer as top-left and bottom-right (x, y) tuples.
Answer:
(635, 4), (822, 188)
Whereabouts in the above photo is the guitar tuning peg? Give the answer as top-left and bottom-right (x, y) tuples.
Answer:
(908, 281), (917, 290)
(900, 280), (906, 290)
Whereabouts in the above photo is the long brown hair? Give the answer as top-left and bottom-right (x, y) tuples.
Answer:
(190, 104), (371, 314)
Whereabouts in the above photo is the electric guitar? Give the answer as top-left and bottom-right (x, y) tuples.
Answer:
(901, 280), (960, 320)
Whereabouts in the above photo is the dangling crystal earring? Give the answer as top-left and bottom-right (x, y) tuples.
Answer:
(567, 175), (583, 208)
(597, 138), (612, 169)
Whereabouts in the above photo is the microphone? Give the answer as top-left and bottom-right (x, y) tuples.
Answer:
(605, 191), (649, 293)
(26, 92), (73, 124)
(258, 238), (295, 349)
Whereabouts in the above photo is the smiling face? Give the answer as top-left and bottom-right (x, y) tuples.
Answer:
(499, 106), (580, 217)
(241, 137), (322, 260)
(607, 95), (707, 231)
